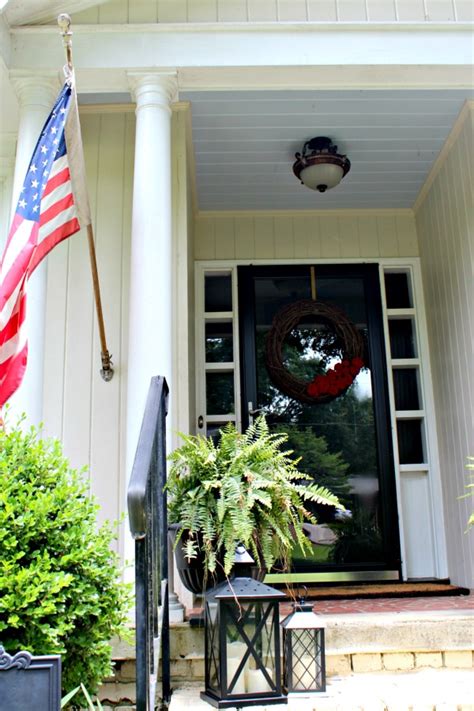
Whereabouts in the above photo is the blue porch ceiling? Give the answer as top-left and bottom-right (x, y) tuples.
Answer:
(180, 88), (473, 211)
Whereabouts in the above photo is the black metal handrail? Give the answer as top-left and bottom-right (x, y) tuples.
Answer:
(127, 376), (171, 711)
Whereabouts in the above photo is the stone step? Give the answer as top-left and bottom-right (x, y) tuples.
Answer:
(169, 669), (474, 711)
(168, 611), (473, 681)
(100, 611), (473, 707)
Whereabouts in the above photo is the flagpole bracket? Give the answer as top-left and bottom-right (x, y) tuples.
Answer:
(100, 352), (114, 382)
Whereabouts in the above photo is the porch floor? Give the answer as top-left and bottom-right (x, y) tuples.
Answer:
(187, 590), (474, 618)
(169, 593), (473, 711)
(169, 668), (474, 711)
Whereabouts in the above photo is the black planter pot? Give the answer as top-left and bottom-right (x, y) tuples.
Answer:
(169, 524), (227, 594)
(169, 524), (265, 594)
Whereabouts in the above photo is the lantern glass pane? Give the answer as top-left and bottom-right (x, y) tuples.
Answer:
(287, 629), (324, 691)
(205, 600), (220, 692)
(224, 600), (278, 695)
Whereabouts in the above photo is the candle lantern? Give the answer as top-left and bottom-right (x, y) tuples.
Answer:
(201, 550), (287, 708)
(281, 602), (326, 693)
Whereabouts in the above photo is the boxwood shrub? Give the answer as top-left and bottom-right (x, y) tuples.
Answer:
(0, 421), (132, 695)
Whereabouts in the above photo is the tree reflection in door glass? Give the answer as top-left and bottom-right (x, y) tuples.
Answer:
(256, 310), (384, 568)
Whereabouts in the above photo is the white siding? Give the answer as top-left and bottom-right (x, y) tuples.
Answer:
(194, 211), (419, 260)
(415, 105), (474, 588)
(42, 112), (135, 539)
(74, 0), (471, 23)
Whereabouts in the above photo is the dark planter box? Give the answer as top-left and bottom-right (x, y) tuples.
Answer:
(0, 646), (61, 711)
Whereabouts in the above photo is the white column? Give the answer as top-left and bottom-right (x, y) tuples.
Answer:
(126, 73), (184, 621)
(126, 71), (177, 464)
(8, 74), (59, 425)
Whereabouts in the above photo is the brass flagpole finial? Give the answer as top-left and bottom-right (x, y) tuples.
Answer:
(57, 14), (73, 72)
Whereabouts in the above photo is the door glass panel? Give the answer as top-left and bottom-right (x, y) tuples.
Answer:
(206, 321), (233, 363)
(205, 274), (232, 312)
(389, 319), (417, 359)
(397, 420), (424, 464)
(253, 273), (384, 568)
(206, 372), (235, 415)
(393, 368), (420, 410)
(385, 273), (412, 308)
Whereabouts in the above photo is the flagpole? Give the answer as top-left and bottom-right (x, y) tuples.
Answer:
(58, 14), (114, 382)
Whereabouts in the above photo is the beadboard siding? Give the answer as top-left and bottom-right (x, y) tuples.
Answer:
(415, 106), (474, 588)
(42, 112), (135, 535)
(195, 212), (419, 260)
(74, 0), (472, 24)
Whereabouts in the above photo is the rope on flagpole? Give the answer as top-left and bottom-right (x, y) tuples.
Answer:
(58, 14), (114, 382)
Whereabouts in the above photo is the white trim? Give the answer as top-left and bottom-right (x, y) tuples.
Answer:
(196, 256), (420, 267)
(399, 464), (430, 473)
(410, 259), (449, 578)
(195, 263), (207, 435)
(205, 362), (235, 371)
(195, 265), (241, 436)
(11, 22), (474, 35)
(413, 101), (473, 213)
(199, 208), (415, 219)
(391, 358), (421, 368)
(79, 103), (134, 114)
(387, 308), (416, 318)
(232, 266), (242, 432)
(378, 262), (407, 579)
(395, 410), (425, 419)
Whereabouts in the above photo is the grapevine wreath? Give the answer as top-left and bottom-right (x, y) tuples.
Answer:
(264, 299), (365, 405)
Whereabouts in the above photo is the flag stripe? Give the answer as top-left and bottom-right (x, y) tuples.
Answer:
(0, 280), (23, 327)
(39, 205), (78, 242)
(0, 292), (26, 350)
(0, 225), (37, 307)
(47, 153), (68, 181)
(30, 217), (80, 274)
(42, 166), (71, 201)
(0, 217), (35, 280)
(39, 192), (75, 227)
(0, 345), (28, 396)
(0, 313), (27, 367)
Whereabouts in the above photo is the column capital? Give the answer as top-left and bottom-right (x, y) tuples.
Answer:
(9, 70), (61, 110)
(127, 71), (178, 115)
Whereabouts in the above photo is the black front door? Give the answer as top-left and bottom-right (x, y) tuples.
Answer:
(238, 264), (401, 582)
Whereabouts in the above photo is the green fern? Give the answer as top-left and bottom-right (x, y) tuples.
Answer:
(167, 417), (343, 575)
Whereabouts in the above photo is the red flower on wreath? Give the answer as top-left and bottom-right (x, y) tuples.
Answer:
(307, 357), (364, 399)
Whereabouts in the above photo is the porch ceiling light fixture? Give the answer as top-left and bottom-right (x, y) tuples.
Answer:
(293, 136), (351, 193)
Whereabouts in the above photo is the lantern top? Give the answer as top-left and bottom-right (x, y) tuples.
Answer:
(281, 603), (327, 629)
(207, 576), (286, 601)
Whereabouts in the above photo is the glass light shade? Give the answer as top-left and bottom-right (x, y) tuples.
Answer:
(281, 603), (326, 693)
(299, 163), (344, 192)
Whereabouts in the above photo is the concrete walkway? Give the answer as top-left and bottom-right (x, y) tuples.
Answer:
(169, 668), (474, 710)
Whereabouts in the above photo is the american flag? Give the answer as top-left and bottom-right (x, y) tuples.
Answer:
(0, 78), (90, 409)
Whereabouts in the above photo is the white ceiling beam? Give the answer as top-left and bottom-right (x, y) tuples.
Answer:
(10, 24), (473, 68)
(8, 23), (473, 93)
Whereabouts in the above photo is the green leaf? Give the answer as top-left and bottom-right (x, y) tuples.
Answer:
(61, 686), (81, 707)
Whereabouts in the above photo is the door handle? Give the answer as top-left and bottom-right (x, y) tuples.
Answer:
(248, 402), (266, 425)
